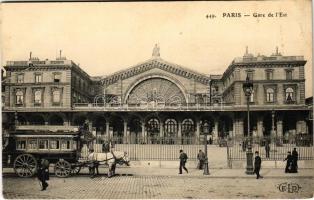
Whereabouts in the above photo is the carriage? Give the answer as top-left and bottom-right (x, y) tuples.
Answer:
(2, 129), (129, 178)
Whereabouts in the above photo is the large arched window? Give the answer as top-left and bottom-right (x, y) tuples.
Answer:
(164, 119), (177, 136)
(266, 88), (274, 102)
(34, 90), (42, 104)
(182, 119), (194, 135)
(285, 87), (294, 102)
(16, 90), (24, 105)
(146, 118), (159, 136)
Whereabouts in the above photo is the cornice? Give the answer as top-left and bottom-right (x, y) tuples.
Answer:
(101, 58), (211, 86)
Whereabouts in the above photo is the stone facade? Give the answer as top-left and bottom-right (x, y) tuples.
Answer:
(2, 47), (311, 144)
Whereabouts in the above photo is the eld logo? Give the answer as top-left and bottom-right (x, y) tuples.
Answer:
(277, 182), (302, 193)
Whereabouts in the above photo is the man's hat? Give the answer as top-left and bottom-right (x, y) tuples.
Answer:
(255, 151), (259, 154)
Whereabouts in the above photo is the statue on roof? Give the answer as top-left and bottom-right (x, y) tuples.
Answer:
(152, 44), (160, 57)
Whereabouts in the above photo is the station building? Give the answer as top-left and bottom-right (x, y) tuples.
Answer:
(2, 46), (311, 146)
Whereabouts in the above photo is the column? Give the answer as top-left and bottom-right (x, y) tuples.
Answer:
(123, 121), (128, 143)
(177, 121), (182, 144)
(106, 122), (110, 139)
(141, 121), (145, 138)
(159, 122), (164, 138)
(257, 117), (263, 137)
(196, 120), (200, 138)
(276, 119), (283, 137)
(214, 119), (219, 143)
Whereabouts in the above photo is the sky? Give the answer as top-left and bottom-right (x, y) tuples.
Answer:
(1, 0), (312, 97)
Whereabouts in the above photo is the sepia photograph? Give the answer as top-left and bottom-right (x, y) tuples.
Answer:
(1, 0), (313, 199)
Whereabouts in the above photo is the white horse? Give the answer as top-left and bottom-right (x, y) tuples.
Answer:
(94, 151), (130, 177)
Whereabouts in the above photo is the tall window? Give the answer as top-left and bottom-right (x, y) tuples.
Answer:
(285, 87), (294, 102)
(16, 90), (24, 105)
(17, 74), (24, 83)
(147, 118), (159, 135)
(34, 90), (42, 104)
(54, 73), (61, 83)
(164, 119), (177, 136)
(35, 74), (42, 83)
(265, 70), (273, 80)
(286, 70), (293, 80)
(182, 119), (194, 136)
(52, 90), (61, 104)
(266, 88), (274, 102)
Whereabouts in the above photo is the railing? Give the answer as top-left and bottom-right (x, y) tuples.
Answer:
(227, 135), (314, 161)
(15, 125), (79, 132)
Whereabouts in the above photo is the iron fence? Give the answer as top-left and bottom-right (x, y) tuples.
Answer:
(227, 135), (314, 161)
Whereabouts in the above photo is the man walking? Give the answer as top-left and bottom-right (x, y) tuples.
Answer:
(179, 149), (188, 174)
(265, 141), (270, 159)
(292, 148), (298, 173)
(254, 151), (263, 179)
(37, 158), (50, 191)
(197, 150), (205, 170)
(284, 151), (293, 173)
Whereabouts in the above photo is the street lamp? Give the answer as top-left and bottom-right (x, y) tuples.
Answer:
(203, 121), (210, 175)
(242, 75), (254, 175)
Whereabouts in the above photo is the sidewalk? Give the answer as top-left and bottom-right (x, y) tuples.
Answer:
(2, 167), (313, 178)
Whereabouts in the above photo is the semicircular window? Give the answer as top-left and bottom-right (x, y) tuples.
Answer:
(127, 78), (186, 105)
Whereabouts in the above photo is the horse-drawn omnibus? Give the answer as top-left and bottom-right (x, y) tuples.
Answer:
(2, 129), (129, 178)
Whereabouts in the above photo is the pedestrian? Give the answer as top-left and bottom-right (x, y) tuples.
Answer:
(37, 158), (49, 191)
(265, 141), (270, 159)
(284, 151), (293, 173)
(88, 149), (98, 178)
(292, 148), (298, 173)
(179, 149), (188, 174)
(254, 151), (263, 179)
(197, 150), (205, 170)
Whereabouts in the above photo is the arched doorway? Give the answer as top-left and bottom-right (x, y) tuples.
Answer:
(218, 115), (233, 138)
(129, 117), (142, 144)
(164, 118), (177, 144)
(182, 118), (195, 144)
(29, 114), (45, 125)
(110, 115), (124, 144)
(146, 118), (160, 144)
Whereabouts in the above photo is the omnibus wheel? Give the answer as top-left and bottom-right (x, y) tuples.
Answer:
(54, 159), (71, 178)
(13, 154), (37, 178)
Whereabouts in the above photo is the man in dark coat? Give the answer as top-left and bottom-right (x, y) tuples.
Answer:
(265, 142), (270, 159)
(37, 158), (49, 191)
(179, 149), (188, 174)
(197, 150), (205, 170)
(254, 151), (263, 179)
(292, 148), (298, 173)
(284, 151), (293, 173)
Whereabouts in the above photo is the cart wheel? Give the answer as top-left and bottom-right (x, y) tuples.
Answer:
(13, 154), (37, 178)
(71, 166), (81, 175)
(54, 160), (71, 178)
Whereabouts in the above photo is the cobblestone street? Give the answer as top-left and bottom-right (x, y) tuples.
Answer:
(2, 173), (313, 199)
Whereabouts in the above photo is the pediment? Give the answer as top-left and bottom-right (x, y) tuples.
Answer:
(100, 58), (210, 86)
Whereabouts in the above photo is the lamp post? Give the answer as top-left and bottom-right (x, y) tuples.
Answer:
(203, 122), (210, 175)
(242, 75), (254, 175)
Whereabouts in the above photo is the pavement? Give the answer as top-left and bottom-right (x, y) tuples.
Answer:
(2, 166), (314, 178)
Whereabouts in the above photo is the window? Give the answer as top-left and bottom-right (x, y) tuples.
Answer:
(28, 140), (37, 150)
(182, 119), (194, 133)
(164, 119), (177, 136)
(16, 90), (24, 105)
(34, 90), (42, 104)
(265, 70), (273, 80)
(147, 118), (160, 134)
(285, 87), (294, 102)
(16, 140), (26, 150)
(35, 74), (42, 83)
(247, 71), (254, 80)
(52, 90), (61, 104)
(39, 140), (48, 149)
(17, 74), (24, 83)
(61, 140), (71, 150)
(286, 70), (293, 80)
(266, 88), (274, 102)
(50, 140), (60, 150)
(54, 73), (61, 83)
